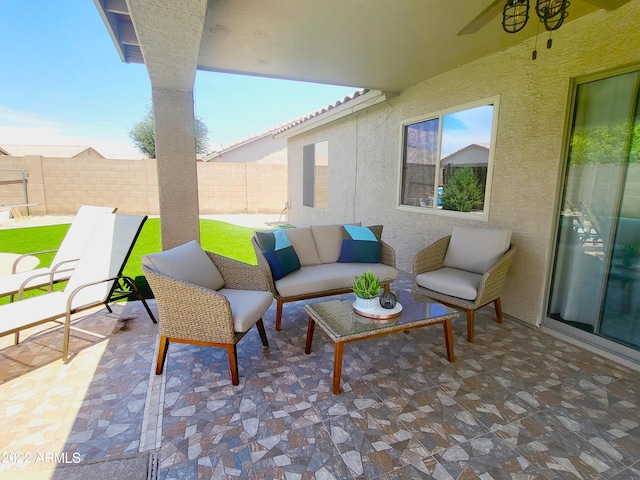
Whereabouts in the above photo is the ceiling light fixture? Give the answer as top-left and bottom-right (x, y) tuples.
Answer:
(502, 0), (530, 33)
(502, 0), (569, 33)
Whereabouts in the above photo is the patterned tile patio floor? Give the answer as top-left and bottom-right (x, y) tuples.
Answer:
(1, 272), (639, 479)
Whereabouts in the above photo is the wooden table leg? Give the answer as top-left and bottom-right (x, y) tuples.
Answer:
(305, 317), (315, 354)
(443, 318), (455, 363)
(333, 342), (344, 394)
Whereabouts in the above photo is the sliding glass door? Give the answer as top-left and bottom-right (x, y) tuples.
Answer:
(548, 67), (640, 354)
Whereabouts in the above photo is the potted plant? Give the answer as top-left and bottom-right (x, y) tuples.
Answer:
(353, 270), (381, 309)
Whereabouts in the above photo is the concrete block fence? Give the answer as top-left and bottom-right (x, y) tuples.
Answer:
(0, 156), (287, 217)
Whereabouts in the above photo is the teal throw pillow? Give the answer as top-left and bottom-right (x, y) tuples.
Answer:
(255, 229), (301, 280)
(337, 225), (382, 263)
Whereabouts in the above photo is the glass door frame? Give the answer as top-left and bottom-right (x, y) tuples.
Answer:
(543, 62), (640, 366)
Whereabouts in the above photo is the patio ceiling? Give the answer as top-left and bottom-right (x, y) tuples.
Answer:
(95, 0), (627, 93)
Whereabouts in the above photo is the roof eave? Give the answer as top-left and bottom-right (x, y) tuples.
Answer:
(274, 90), (393, 140)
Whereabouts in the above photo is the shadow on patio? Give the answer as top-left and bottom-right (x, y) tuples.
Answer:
(1, 272), (639, 479)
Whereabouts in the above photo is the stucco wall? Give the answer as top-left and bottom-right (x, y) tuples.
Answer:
(0, 156), (287, 216)
(286, 2), (640, 327)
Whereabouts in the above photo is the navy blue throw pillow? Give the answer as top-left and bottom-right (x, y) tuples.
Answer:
(255, 229), (301, 280)
(337, 225), (382, 263)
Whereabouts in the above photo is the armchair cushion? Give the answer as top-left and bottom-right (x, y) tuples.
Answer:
(218, 288), (274, 333)
(416, 267), (482, 301)
(443, 226), (511, 275)
(338, 225), (383, 263)
(141, 240), (225, 291)
(255, 229), (301, 280)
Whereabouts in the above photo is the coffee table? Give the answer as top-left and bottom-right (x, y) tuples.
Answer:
(304, 290), (458, 394)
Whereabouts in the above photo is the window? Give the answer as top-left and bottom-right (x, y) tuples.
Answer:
(303, 140), (328, 209)
(399, 97), (499, 219)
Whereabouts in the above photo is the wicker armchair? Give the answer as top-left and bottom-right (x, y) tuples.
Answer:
(413, 227), (515, 343)
(142, 241), (273, 385)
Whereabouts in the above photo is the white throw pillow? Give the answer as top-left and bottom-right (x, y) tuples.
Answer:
(141, 240), (225, 290)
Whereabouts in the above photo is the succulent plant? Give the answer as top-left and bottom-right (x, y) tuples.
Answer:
(353, 270), (381, 299)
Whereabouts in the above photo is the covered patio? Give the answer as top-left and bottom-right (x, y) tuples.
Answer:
(3, 0), (634, 478)
(2, 273), (640, 478)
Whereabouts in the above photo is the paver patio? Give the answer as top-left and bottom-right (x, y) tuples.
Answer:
(1, 272), (639, 479)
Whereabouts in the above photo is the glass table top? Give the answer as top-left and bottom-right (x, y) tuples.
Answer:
(304, 289), (458, 342)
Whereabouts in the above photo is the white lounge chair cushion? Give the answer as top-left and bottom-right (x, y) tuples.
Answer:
(443, 226), (512, 275)
(416, 267), (483, 301)
(274, 263), (399, 298)
(52, 205), (116, 267)
(0, 205), (115, 298)
(141, 241), (225, 291)
(218, 288), (273, 333)
(0, 292), (68, 336)
(0, 268), (73, 298)
(284, 227), (321, 266)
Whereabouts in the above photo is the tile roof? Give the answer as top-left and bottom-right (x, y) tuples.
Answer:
(273, 88), (370, 136)
(206, 88), (370, 158)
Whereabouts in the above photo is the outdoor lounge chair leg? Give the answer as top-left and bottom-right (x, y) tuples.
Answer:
(494, 298), (503, 324)
(123, 276), (157, 323)
(156, 336), (169, 375)
(106, 304), (113, 313)
(256, 319), (268, 347)
(14, 332), (19, 345)
(140, 297), (157, 323)
(62, 312), (72, 363)
(467, 309), (475, 343)
(275, 300), (283, 331)
(227, 344), (239, 385)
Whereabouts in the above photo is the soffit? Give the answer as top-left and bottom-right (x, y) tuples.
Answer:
(96, 0), (626, 92)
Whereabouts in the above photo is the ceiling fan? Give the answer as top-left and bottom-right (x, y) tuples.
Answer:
(457, 0), (632, 36)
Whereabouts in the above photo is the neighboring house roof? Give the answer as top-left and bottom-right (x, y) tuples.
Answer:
(441, 143), (489, 166)
(203, 124), (289, 162)
(204, 88), (372, 163)
(0, 145), (105, 158)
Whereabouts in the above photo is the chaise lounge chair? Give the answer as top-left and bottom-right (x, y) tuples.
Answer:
(0, 205), (116, 300)
(0, 213), (156, 362)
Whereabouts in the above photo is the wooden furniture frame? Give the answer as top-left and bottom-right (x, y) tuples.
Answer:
(304, 291), (457, 394)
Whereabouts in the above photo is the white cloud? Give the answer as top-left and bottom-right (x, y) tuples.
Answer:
(0, 108), (143, 159)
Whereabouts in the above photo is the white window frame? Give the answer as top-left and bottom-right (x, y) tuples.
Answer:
(396, 96), (500, 222)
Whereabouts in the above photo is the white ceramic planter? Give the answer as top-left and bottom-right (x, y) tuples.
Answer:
(354, 296), (378, 309)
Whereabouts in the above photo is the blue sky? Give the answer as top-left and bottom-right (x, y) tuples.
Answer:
(0, 1), (358, 158)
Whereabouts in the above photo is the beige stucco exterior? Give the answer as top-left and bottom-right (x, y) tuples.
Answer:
(285, 3), (640, 329)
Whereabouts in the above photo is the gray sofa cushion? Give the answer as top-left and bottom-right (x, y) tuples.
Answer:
(310, 224), (344, 264)
(285, 227), (321, 266)
(443, 226), (512, 275)
(274, 263), (399, 298)
(218, 288), (273, 333)
(415, 267), (482, 301)
(141, 240), (225, 291)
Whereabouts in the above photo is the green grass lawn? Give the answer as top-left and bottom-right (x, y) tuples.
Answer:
(0, 218), (262, 305)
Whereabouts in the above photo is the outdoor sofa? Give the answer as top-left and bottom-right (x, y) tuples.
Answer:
(252, 223), (399, 330)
